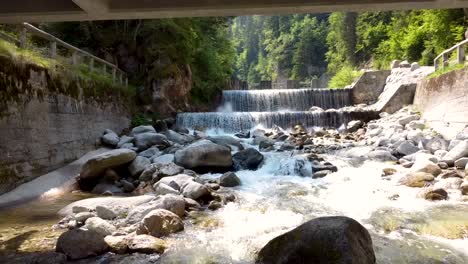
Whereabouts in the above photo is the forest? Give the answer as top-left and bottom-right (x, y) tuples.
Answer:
(232, 9), (468, 86)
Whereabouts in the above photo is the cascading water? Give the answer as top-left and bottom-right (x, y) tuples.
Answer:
(177, 87), (376, 132)
(222, 88), (352, 111)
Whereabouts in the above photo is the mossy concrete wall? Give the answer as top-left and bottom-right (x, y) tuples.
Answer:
(0, 56), (132, 195)
(414, 67), (468, 139)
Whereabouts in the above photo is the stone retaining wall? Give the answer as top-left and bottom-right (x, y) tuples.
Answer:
(414, 67), (468, 139)
(0, 56), (132, 195)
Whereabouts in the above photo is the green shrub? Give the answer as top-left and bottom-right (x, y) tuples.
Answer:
(131, 113), (152, 127)
(328, 65), (363, 88)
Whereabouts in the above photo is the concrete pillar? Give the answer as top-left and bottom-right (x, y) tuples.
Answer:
(50, 41), (56, 58)
(20, 27), (27, 48)
(457, 45), (465, 64)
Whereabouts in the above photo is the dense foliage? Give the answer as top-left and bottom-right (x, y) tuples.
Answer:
(43, 18), (235, 104)
(232, 9), (467, 85)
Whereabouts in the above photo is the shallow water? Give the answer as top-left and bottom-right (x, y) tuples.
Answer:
(0, 137), (467, 263)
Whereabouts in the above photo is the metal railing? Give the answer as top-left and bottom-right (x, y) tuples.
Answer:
(1, 23), (128, 87)
(434, 38), (468, 70)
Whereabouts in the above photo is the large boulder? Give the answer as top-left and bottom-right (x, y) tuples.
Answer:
(256, 216), (375, 264)
(232, 148), (264, 171)
(78, 149), (137, 189)
(56, 228), (109, 260)
(136, 209), (184, 237)
(441, 140), (468, 165)
(134, 133), (171, 151)
(126, 194), (185, 224)
(174, 140), (232, 172)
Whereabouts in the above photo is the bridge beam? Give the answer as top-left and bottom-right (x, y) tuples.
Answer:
(0, 0), (468, 23)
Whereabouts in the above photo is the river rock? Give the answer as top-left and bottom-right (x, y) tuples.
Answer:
(138, 147), (161, 159)
(407, 130), (423, 143)
(134, 132), (171, 151)
(367, 150), (397, 161)
(56, 228), (109, 260)
(425, 138), (448, 154)
(121, 179), (136, 192)
(312, 170), (332, 178)
(398, 114), (420, 126)
(218, 172), (241, 187)
(74, 212), (96, 223)
(128, 235), (166, 254)
(91, 183), (123, 195)
(154, 182), (179, 195)
(207, 135), (244, 150)
(424, 188), (448, 201)
(461, 181), (468, 195)
(129, 156), (151, 177)
(101, 130), (120, 147)
(131, 125), (156, 136)
(411, 159), (441, 176)
(78, 149), (137, 188)
(84, 217), (116, 237)
(164, 129), (194, 145)
(448, 139), (462, 151)
(346, 120), (363, 133)
(396, 140), (419, 156)
(104, 235), (129, 254)
(182, 181), (210, 200)
(126, 194), (185, 224)
(441, 140), (468, 165)
(399, 172), (434, 187)
(174, 140), (232, 171)
(434, 177), (463, 190)
(454, 157), (468, 168)
(136, 209), (184, 237)
(96, 205), (117, 220)
(406, 120), (425, 130)
(117, 136), (134, 148)
(232, 148), (264, 170)
(153, 154), (174, 164)
(256, 216), (375, 264)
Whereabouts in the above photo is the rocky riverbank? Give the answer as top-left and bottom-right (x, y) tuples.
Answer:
(1, 105), (468, 263)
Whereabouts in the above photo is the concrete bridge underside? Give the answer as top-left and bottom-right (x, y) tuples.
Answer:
(1, 0), (468, 23)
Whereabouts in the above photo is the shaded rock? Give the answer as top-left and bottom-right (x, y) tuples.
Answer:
(121, 179), (136, 193)
(78, 149), (137, 190)
(347, 120), (363, 133)
(126, 194), (185, 224)
(104, 235), (128, 254)
(131, 125), (156, 136)
(235, 131), (250, 138)
(399, 172), (434, 187)
(424, 188), (448, 201)
(157, 162), (184, 179)
(218, 172), (241, 187)
(136, 209), (184, 237)
(84, 217), (116, 237)
(56, 228), (109, 260)
(91, 183), (123, 195)
(208, 200), (223, 210)
(437, 162), (448, 169)
(117, 136), (134, 148)
(173, 126), (189, 134)
(396, 140), (419, 156)
(138, 147), (161, 159)
(233, 148), (264, 171)
(256, 216), (375, 264)
(184, 198), (201, 211)
(312, 170), (332, 178)
(96, 206), (117, 220)
(174, 140), (232, 171)
(153, 154), (175, 164)
(103, 168), (120, 182)
(312, 164), (338, 173)
(134, 133), (171, 151)
(129, 156), (151, 177)
(102, 130), (120, 147)
(128, 235), (166, 254)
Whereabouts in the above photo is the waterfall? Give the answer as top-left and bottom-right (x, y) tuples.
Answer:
(222, 88), (352, 111)
(176, 110), (379, 132)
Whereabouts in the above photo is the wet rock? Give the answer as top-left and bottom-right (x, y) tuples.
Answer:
(309, 106), (324, 112)
(126, 194), (185, 224)
(136, 209), (184, 237)
(92, 183), (123, 195)
(131, 125), (156, 136)
(208, 200), (223, 210)
(134, 132), (171, 151)
(129, 156), (151, 177)
(174, 140), (232, 172)
(441, 140), (468, 165)
(367, 150), (397, 162)
(424, 188), (448, 201)
(279, 143), (296, 151)
(101, 130), (120, 147)
(256, 216), (375, 264)
(96, 206), (117, 220)
(182, 181), (210, 200)
(399, 172), (434, 187)
(104, 235), (128, 254)
(396, 140), (419, 156)
(398, 115), (420, 126)
(128, 235), (166, 254)
(78, 149), (137, 189)
(84, 217), (116, 237)
(312, 170), (332, 178)
(312, 164), (338, 173)
(218, 172), (241, 187)
(207, 135), (244, 150)
(184, 198), (201, 211)
(235, 131), (250, 138)
(56, 228), (109, 260)
(232, 148), (264, 171)
(259, 139), (275, 151)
